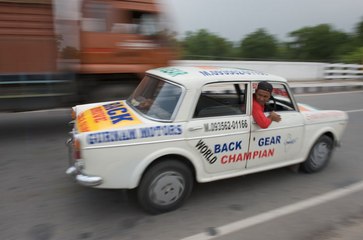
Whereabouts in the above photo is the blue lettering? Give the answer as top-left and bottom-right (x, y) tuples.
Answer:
(258, 138), (264, 146)
(199, 71), (211, 76)
(176, 125), (182, 134)
(107, 107), (127, 116)
(87, 129), (137, 145)
(234, 141), (242, 150)
(221, 144), (228, 152)
(214, 140), (242, 153)
(110, 113), (133, 124)
(199, 69), (267, 77)
(103, 102), (122, 111)
(139, 125), (183, 139)
(214, 144), (221, 153)
(258, 136), (281, 146)
(140, 128), (150, 138)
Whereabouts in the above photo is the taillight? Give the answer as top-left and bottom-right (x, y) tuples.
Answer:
(73, 138), (82, 159)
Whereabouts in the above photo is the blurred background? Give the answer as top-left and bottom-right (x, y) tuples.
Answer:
(1, 1), (363, 240)
(0, 0), (362, 111)
(0, 0), (177, 111)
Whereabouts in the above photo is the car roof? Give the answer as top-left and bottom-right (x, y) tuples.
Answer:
(146, 66), (287, 89)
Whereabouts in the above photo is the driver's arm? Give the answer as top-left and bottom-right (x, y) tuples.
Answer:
(268, 111), (281, 123)
(252, 100), (272, 129)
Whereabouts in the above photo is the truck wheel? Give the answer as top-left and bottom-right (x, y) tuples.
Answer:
(137, 160), (193, 214)
(300, 135), (334, 173)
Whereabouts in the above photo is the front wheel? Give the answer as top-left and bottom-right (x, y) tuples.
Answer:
(300, 135), (334, 173)
(137, 160), (193, 214)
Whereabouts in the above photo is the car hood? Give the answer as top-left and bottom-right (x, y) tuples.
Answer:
(297, 103), (319, 112)
(75, 100), (143, 133)
(298, 103), (348, 123)
(297, 103), (321, 112)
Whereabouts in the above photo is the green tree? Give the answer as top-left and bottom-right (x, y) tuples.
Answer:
(338, 18), (363, 63)
(176, 16), (363, 62)
(339, 47), (363, 64)
(181, 29), (234, 59)
(286, 24), (349, 61)
(238, 28), (279, 60)
(354, 17), (363, 46)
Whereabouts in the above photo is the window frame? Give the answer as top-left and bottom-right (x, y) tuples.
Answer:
(252, 81), (299, 112)
(192, 81), (249, 119)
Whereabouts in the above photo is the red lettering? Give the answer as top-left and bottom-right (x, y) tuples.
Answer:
(220, 149), (275, 165)
(244, 152), (252, 160)
(221, 155), (227, 164)
(261, 149), (267, 158)
(91, 107), (107, 123)
(229, 154), (236, 162)
(268, 148), (274, 157)
(78, 113), (90, 132)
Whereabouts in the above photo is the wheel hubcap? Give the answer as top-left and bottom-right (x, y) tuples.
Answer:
(149, 171), (185, 206)
(311, 142), (330, 168)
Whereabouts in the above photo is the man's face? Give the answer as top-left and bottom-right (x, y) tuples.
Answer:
(255, 89), (271, 105)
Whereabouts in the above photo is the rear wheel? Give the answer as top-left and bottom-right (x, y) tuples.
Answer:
(300, 135), (334, 173)
(137, 160), (193, 214)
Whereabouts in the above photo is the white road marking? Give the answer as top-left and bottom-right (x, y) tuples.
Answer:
(345, 109), (363, 113)
(181, 180), (363, 240)
(296, 90), (363, 97)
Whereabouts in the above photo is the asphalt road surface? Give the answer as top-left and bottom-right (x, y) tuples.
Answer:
(1, 91), (363, 240)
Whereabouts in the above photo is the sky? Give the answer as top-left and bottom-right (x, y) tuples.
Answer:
(161, 0), (363, 42)
(54, 0), (363, 43)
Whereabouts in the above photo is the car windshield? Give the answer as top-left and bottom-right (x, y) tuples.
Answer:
(127, 75), (183, 120)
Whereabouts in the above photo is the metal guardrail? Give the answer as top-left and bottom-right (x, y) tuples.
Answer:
(0, 73), (75, 99)
(324, 63), (363, 80)
(0, 72), (76, 111)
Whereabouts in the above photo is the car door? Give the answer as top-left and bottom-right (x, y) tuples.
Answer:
(246, 82), (305, 170)
(186, 82), (251, 174)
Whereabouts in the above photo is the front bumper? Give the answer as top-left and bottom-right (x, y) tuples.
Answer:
(66, 137), (103, 187)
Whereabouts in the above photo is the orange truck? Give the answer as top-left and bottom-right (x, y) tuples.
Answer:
(0, 0), (176, 111)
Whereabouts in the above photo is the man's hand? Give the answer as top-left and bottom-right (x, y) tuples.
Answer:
(269, 111), (281, 122)
(139, 99), (154, 109)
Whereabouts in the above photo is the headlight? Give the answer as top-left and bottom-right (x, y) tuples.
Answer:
(69, 107), (76, 126)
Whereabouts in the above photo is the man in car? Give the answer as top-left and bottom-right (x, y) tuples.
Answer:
(253, 81), (281, 128)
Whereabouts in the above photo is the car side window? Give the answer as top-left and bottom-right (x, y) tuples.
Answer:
(262, 83), (296, 112)
(193, 83), (247, 118)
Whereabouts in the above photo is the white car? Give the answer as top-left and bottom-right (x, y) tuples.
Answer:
(66, 66), (348, 214)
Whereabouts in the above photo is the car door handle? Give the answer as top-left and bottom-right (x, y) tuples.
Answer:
(188, 126), (203, 131)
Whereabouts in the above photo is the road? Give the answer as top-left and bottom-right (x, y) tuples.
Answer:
(1, 91), (363, 240)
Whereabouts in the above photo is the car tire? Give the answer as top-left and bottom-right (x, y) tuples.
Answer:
(137, 160), (193, 214)
(300, 135), (334, 173)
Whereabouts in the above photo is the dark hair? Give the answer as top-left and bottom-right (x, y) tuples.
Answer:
(257, 81), (273, 93)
